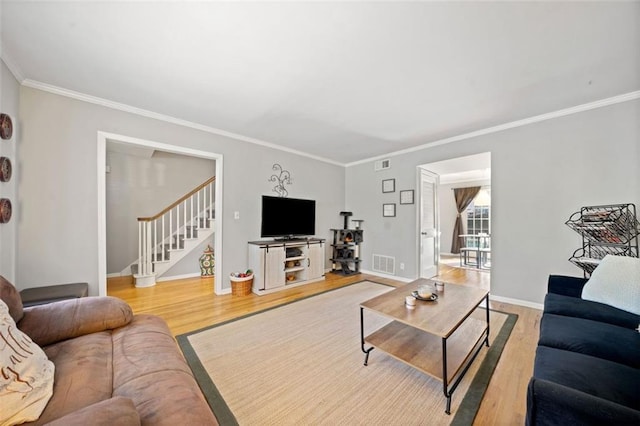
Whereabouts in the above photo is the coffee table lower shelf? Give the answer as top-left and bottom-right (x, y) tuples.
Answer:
(360, 299), (489, 414)
(364, 318), (488, 383)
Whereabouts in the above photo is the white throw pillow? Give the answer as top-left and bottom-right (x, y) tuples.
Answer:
(582, 255), (640, 316)
(0, 299), (55, 425)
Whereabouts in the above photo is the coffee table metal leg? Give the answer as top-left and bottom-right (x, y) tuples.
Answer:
(441, 296), (491, 414)
(360, 307), (374, 366)
(485, 294), (491, 347)
(442, 338), (452, 414)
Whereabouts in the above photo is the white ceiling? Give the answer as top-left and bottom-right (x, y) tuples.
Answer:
(2, 1), (639, 165)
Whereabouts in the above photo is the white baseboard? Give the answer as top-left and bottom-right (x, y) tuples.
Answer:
(112, 272), (211, 282)
(360, 269), (414, 283)
(107, 272), (124, 278)
(156, 272), (202, 282)
(490, 294), (543, 311)
(217, 287), (232, 295)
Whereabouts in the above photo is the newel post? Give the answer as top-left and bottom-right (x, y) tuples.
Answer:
(134, 219), (156, 287)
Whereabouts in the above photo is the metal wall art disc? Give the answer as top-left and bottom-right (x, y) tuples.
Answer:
(0, 198), (11, 223)
(0, 114), (13, 140)
(0, 157), (12, 182)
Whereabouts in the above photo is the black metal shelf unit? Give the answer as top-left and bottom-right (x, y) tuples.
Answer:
(565, 203), (639, 277)
(330, 229), (363, 275)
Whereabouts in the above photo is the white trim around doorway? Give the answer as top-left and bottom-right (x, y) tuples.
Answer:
(96, 131), (224, 296)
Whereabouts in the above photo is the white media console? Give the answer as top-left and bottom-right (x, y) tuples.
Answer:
(248, 238), (325, 295)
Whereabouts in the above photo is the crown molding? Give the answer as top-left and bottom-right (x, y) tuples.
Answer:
(20, 79), (344, 167)
(15, 76), (640, 169)
(1, 49), (25, 83)
(346, 90), (640, 167)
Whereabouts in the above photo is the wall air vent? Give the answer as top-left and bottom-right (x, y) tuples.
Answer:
(374, 159), (391, 171)
(372, 254), (395, 275)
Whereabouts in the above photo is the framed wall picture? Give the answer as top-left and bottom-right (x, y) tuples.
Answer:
(382, 178), (395, 193)
(383, 203), (396, 217)
(400, 190), (414, 205)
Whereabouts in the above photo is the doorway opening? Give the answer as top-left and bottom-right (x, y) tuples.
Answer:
(418, 152), (491, 283)
(97, 132), (224, 296)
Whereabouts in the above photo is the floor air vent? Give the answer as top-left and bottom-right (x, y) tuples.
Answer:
(372, 254), (395, 275)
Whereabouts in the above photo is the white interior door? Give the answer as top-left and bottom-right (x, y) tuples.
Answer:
(419, 168), (439, 278)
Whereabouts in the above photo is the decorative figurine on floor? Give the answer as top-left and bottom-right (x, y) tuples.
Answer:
(199, 245), (215, 277)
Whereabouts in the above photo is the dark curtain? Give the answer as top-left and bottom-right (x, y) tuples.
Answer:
(451, 187), (481, 254)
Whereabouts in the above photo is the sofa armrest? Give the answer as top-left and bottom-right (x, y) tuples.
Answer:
(18, 296), (133, 347)
(44, 397), (140, 426)
(547, 275), (588, 298)
(20, 282), (88, 307)
(527, 378), (640, 426)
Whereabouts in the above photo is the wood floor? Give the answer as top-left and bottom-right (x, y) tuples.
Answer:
(108, 266), (541, 425)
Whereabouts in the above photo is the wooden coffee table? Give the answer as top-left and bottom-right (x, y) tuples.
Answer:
(360, 279), (490, 414)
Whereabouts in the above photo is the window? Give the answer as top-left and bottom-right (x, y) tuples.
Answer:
(466, 188), (491, 237)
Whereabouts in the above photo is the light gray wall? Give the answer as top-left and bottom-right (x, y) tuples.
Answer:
(346, 99), (640, 305)
(106, 149), (215, 274)
(0, 60), (19, 282)
(164, 236), (214, 278)
(438, 179), (491, 254)
(18, 87), (345, 295)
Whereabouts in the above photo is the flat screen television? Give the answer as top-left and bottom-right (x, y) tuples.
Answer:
(261, 196), (316, 238)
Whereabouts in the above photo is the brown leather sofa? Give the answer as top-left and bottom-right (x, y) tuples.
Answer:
(0, 277), (218, 425)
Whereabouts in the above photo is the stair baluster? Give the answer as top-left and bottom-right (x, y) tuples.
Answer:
(169, 210), (172, 251)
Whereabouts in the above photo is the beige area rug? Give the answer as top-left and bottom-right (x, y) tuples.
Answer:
(177, 281), (516, 426)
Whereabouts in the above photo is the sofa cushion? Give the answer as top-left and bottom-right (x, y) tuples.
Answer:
(527, 378), (640, 426)
(20, 282), (88, 308)
(29, 331), (115, 425)
(533, 345), (640, 410)
(44, 397), (140, 426)
(544, 293), (640, 329)
(582, 255), (640, 316)
(111, 315), (218, 425)
(18, 296), (133, 347)
(0, 274), (24, 323)
(547, 275), (588, 298)
(0, 300), (54, 425)
(539, 314), (640, 368)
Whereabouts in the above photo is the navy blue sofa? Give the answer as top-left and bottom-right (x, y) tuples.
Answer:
(526, 275), (640, 425)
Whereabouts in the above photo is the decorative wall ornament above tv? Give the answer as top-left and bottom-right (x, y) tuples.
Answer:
(269, 163), (292, 197)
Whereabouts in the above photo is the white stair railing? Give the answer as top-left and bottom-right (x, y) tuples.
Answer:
(135, 176), (215, 283)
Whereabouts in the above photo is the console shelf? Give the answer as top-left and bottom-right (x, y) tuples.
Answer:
(248, 238), (325, 295)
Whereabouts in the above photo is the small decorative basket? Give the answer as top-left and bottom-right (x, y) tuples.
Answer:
(230, 272), (253, 296)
